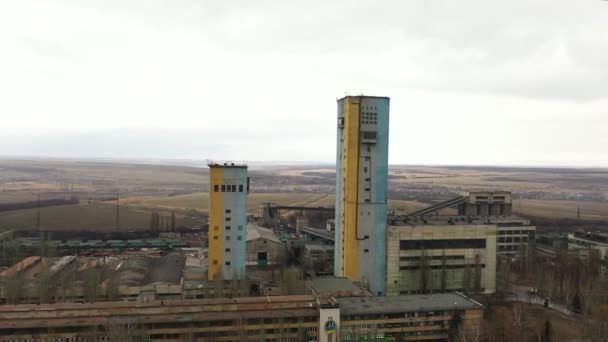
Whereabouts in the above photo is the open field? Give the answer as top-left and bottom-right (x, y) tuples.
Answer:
(513, 199), (608, 222)
(118, 192), (437, 215)
(0, 203), (196, 232)
(117, 192), (334, 214)
(0, 159), (607, 227)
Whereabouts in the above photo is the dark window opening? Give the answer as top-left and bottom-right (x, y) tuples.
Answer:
(221, 185), (226, 192)
(364, 249), (369, 253)
(232, 185), (236, 192)
(226, 226), (231, 230)
(239, 184), (243, 192)
(225, 248), (231, 252)
(225, 261), (231, 266)
(400, 239), (486, 250)
(258, 252), (267, 261)
(214, 185), (219, 192)
(226, 217), (231, 221)
(226, 209), (231, 213)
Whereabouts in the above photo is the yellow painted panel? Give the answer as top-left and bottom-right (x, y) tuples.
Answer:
(208, 167), (223, 280)
(342, 97), (360, 279)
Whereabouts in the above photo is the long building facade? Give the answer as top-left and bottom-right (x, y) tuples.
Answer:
(0, 293), (484, 342)
(334, 95), (390, 296)
(208, 163), (249, 280)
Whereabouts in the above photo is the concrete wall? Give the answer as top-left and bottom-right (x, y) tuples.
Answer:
(208, 165), (248, 280)
(246, 238), (286, 266)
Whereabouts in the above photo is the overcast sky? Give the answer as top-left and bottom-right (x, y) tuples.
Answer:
(1, 1), (607, 166)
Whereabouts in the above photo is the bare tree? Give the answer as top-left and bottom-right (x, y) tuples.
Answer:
(83, 268), (101, 302)
(4, 274), (24, 304)
(36, 270), (52, 304)
(104, 320), (149, 342)
(419, 249), (429, 293)
(441, 251), (447, 292)
(474, 254), (482, 294)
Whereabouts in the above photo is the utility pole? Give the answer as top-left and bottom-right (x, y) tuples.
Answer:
(116, 193), (120, 231)
(36, 193), (41, 231)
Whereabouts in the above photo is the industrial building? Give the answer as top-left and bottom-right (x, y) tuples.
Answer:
(386, 223), (497, 295)
(303, 244), (335, 276)
(208, 163), (249, 280)
(334, 95), (390, 296)
(337, 293), (484, 341)
(568, 229), (608, 260)
(246, 223), (287, 267)
(0, 287), (484, 342)
(396, 191), (535, 258)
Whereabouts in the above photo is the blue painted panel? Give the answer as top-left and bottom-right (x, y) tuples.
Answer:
(334, 99), (344, 276)
(372, 97), (390, 295)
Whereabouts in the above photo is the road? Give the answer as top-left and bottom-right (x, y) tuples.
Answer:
(506, 284), (582, 319)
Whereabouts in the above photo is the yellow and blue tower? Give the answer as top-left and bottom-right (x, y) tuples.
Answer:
(208, 163), (249, 281)
(334, 96), (390, 296)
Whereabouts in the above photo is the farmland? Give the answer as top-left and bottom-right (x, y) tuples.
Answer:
(0, 158), (606, 231)
(0, 203), (197, 232)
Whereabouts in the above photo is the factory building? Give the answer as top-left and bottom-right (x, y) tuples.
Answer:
(208, 163), (249, 280)
(0, 290), (484, 342)
(568, 229), (608, 260)
(334, 95), (390, 296)
(399, 191), (535, 258)
(386, 223), (497, 296)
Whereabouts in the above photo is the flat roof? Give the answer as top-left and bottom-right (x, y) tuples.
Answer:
(337, 292), (483, 316)
(388, 215), (532, 227)
(309, 277), (363, 294)
(208, 164), (247, 169)
(337, 95), (390, 101)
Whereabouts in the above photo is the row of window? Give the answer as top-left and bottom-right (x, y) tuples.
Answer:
(498, 229), (533, 235)
(213, 184), (244, 193)
(212, 235), (243, 241)
(399, 264), (486, 271)
(212, 225), (244, 231)
(498, 237), (528, 243)
(499, 245), (522, 251)
(400, 239), (487, 250)
(400, 255), (465, 261)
